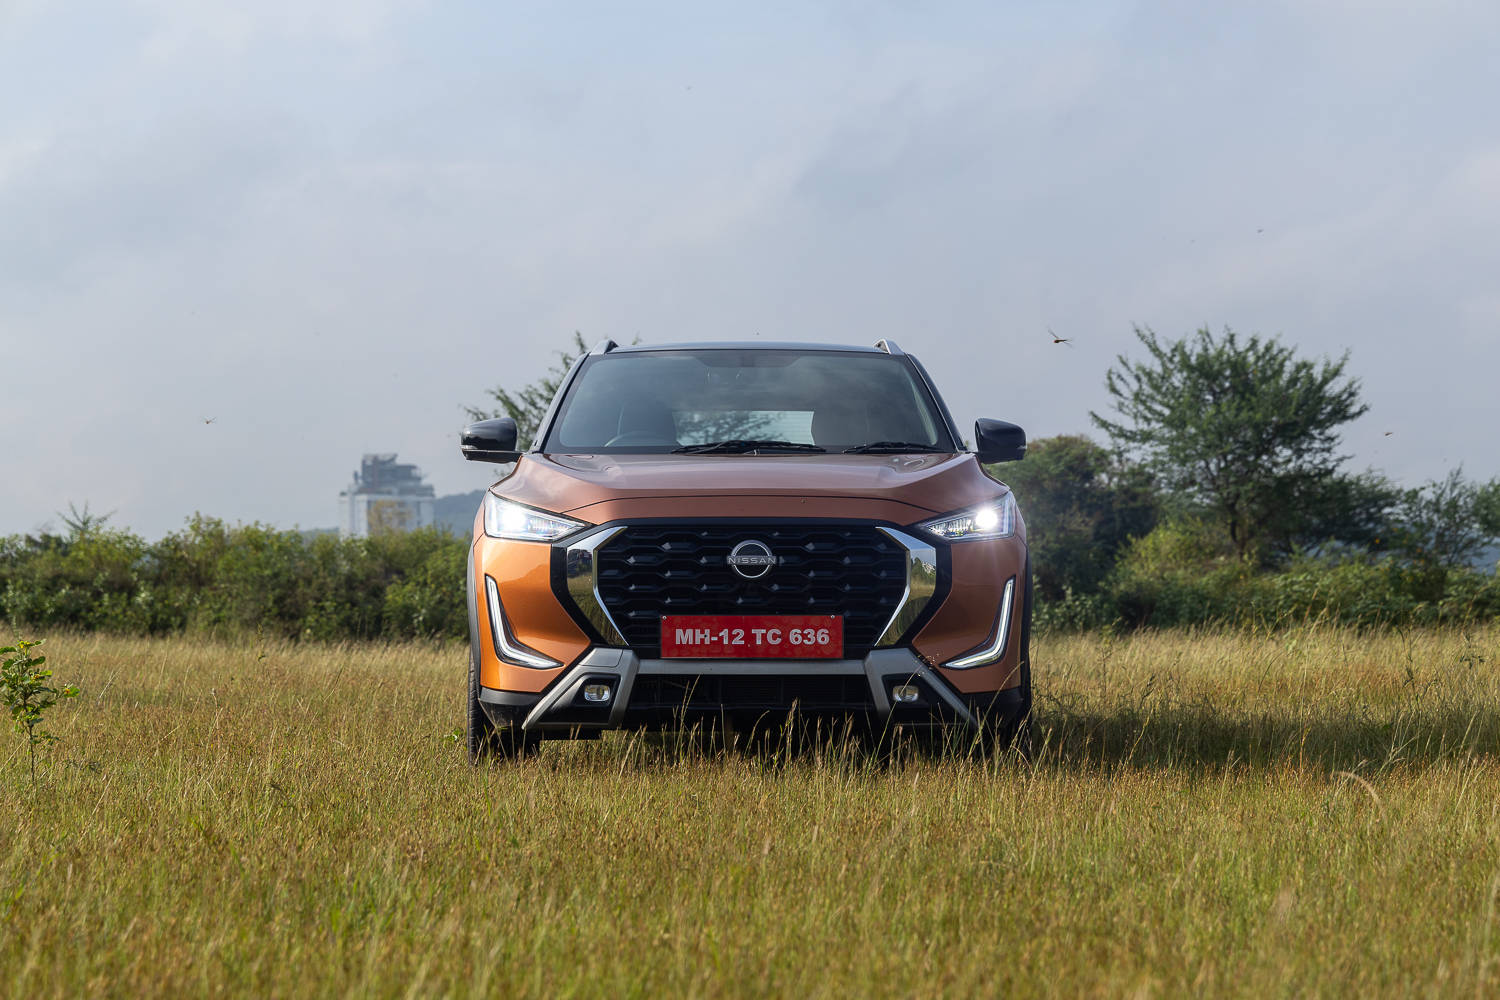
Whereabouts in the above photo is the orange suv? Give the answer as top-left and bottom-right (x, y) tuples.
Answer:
(460, 341), (1030, 757)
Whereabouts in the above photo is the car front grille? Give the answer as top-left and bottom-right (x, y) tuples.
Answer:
(595, 522), (909, 658)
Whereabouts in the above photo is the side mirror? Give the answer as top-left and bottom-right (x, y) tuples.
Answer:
(461, 417), (521, 463)
(975, 419), (1026, 464)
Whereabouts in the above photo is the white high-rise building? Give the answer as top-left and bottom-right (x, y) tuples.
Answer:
(338, 454), (436, 539)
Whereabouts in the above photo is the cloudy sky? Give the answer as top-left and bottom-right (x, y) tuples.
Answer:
(2, 1), (1497, 538)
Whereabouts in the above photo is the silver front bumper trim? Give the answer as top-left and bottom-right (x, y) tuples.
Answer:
(520, 646), (976, 731)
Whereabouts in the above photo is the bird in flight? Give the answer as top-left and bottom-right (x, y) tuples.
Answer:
(202, 417), (216, 425)
(1048, 327), (1074, 346)
(1384, 431), (1394, 437)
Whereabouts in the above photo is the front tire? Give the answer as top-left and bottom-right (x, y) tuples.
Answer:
(1008, 562), (1035, 758)
(466, 643), (537, 763)
(985, 560), (1034, 759)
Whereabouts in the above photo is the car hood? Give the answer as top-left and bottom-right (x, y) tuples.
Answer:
(492, 452), (1010, 519)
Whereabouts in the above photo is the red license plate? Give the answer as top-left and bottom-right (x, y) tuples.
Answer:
(660, 615), (844, 659)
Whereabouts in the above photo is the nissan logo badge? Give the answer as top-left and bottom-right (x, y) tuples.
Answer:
(726, 539), (776, 580)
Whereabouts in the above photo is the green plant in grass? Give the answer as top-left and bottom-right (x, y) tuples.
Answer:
(1, 637), (78, 786)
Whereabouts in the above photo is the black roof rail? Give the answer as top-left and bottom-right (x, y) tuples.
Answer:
(589, 339), (619, 355)
(874, 339), (904, 356)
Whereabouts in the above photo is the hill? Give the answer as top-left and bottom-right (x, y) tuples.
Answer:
(434, 489), (485, 536)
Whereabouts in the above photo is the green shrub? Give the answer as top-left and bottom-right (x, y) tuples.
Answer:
(1032, 517), (1500, 634)
(1032, 588), (1115, 632)
(1, 636), (78, 786)
(0, 518), (473, 643)
(1099, 519), (1248, 628)
(381, 542), (467, 639)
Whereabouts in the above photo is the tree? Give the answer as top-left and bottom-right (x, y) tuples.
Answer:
(1091, 326), (1369, 563)
(1477, 479), (1500, 542)
(1390, 468), (1500, 570)
(993, 435), (1158, 601)
(57, 501), (113, 538)
(1285, 469), (1399, 556)
(465, 331), (590, 447)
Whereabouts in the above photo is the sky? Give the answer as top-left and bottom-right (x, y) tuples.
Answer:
(2, 1), (1497, 538)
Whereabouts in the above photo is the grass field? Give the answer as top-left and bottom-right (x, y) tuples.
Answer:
(2, 627), (1498, 997)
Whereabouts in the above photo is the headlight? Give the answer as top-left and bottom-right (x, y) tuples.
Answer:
(918, 493), (1018, 541)
(483, 494), (586, 542)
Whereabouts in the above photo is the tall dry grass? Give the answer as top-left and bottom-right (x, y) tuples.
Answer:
(1, 626), (1496, 996)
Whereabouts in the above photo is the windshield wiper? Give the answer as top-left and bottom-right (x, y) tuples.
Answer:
(842, 441), (949, 454)
(672, 439), (827, 454)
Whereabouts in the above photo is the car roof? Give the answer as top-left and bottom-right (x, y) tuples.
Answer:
(608, 341), (890, 354)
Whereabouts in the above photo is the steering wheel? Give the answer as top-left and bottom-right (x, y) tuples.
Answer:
(604, 431), (676, 447)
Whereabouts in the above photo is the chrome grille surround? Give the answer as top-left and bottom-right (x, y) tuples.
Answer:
(591, 522), (913, 658)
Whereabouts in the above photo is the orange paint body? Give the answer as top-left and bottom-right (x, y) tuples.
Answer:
(473, 537), (590, 693)
(916, 538), (1027, 693)
(471, 455), (1027, 696)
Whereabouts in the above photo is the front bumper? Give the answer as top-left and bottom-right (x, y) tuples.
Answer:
(477, 647), (1026, 734)
(473, 519), (1029, 699)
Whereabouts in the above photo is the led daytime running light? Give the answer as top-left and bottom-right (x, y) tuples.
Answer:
(485, 576), (559, 669)
(945, 577), (1015, 669)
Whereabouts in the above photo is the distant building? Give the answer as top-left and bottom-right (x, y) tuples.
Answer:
(339, 454), (436, 538)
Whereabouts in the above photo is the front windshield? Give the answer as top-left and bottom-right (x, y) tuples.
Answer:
(544, 349), (955, 453)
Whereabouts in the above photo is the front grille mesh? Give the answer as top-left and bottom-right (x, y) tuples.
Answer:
(595, 522), (907, 657)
